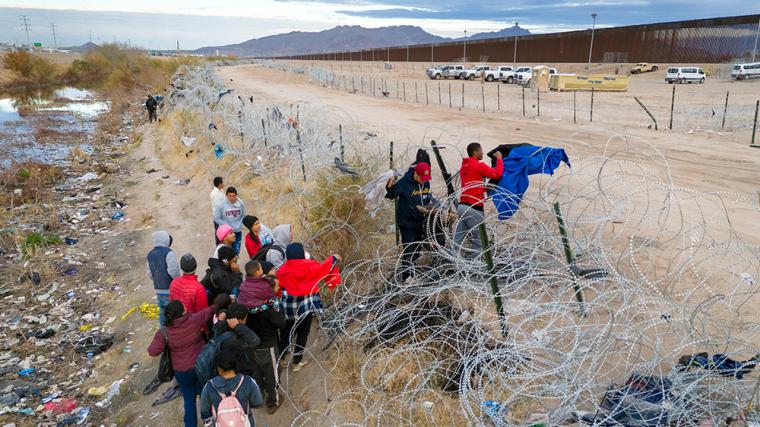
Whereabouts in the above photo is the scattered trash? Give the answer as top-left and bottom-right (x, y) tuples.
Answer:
(128, 362), (140, 372)
(87, 386), (107, 397)
(181, 136), (196, 147)
(152, 384), (181, 406)
(63, 267), (79, 276)
(18, 368), (35, 376)
(174, 178), (191, 185)
(19, 271), (41, 285)
(66, 290), (76, 299)
(94, 379), (123, 408)
(208, 122), (217, 130)
(112, 200), (126, 209)
(334, 157), (358, 176)
(64, 237), (78, 245)
(79, 324), (93, 332)
(73, 333), (114, 355)
(77, 172), (98, 182)
(214, 144), (225, 159)
(111, 211), (125, 221)
(146, 168), (158, 174)
(41, 392), (60, 403)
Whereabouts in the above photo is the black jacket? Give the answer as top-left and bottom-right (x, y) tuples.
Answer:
(201, 258), (243, 304)
(212, 322), (261, 376)
(246, 308), (286, 349)
(146, 96), (157, 110)
(385, 168), (432, 228)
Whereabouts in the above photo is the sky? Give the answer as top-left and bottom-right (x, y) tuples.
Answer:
(0, 1), (756, 50)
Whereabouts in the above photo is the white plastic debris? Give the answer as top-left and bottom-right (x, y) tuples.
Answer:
(181, 136), (196, 147)
(77, 172), (99, 182)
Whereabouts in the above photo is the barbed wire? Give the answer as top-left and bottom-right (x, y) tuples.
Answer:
(167, 65), (760, 426)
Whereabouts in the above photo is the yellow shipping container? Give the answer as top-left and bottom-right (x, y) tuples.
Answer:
(550, 75), (629, 92)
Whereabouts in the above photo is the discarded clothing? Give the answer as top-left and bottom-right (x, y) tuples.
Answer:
(676, 352), (760, 379)
(214, 144), (225, 159)
(581, 374), (672, 426)
(490, 145), (570, 220)
(360, 169), (396, 216)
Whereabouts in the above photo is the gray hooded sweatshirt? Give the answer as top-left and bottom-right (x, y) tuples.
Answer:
(267, 224), (292, 270)
(145, 230), (181, 293)
(213, 198), (246, 233)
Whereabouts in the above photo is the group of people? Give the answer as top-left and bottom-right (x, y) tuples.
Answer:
(143, 142), (502, 425)
(384, 142), (503, 281)
(145, 176), (341, 426)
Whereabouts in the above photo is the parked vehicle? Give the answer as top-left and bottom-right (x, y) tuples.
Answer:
(731, 63), (760, 80)
(461, 65), (492, 80)
(502, 67), (532, 84)
(518, 67), (557, 86)
(630, 63), (659, 74)
(426, 64), (465, 80)
(665, 67), (706, 84)
(484, 66), (513, 82)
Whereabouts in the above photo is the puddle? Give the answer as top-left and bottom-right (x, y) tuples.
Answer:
(0, 87), (108, 168)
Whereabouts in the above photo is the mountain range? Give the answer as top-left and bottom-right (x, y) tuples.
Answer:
(195, 25), (531, 57)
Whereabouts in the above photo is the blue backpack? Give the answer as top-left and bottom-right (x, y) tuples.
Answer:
(194, 331), (233, 386)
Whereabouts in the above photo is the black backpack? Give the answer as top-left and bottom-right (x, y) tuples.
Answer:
(251, 243), (285, 262)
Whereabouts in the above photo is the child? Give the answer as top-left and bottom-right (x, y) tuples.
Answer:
(200, 349), (263, 426)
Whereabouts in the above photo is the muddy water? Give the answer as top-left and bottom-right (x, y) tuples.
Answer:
(0, 88), (110, 169)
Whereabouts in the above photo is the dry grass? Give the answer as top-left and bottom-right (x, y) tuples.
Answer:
(0, 161), (64, 205)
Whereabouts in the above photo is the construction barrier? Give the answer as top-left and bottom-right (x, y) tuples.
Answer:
(550, 75), (630, 92)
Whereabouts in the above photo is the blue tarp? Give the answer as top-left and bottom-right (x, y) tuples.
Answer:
(491, 145), (570, 220)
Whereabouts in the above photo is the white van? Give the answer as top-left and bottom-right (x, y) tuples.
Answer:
(665, 67), (706, 84)
(732, 63), (760, 80)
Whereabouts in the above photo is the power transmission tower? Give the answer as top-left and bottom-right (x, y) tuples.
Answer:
(89, 30), (92, 43)
(20, 15), (31, 49)
(50, 23), (58, 49)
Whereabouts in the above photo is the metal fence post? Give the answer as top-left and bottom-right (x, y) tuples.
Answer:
(722, 91), (729, 129)
(751, 100), (760, 147)
(477, 223), (509, 339)
(590, 87), (595, 123)
(449, 83), (452, 108)
(403, 81), (406, 101)
(553, 202), (586, 312)
(461, 83), (465, 109)
(497, 84), (501, 111)
(261, 118), (268, 148)
(415, 82), (419, 103)
(537, 86), (540, 117)
(426, 82), (429, 105)
(438, 81), (442, 105)
(522, 86), (526, 117)
(669, 86), (675, 130)
(339, 124), (344, 162)
(573, 91), (577, 124)
(482, 85), (486, 112)
(634, 97), (658, 131)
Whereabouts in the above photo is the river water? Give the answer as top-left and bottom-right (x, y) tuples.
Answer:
(0, 87), (110, 169)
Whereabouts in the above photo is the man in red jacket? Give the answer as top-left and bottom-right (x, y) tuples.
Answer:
(454, 143), (503, 254)
(169, 254), (209, 314)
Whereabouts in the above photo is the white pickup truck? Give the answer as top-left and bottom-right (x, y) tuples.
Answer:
(426, 64), (465, 80)
(501, 66), (532, 84)
(516, 67), (558, 86)
(460, 65), (492, 80)
(484, 66), (514, 82)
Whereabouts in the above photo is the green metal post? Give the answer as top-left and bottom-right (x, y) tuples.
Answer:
(478, 223), (508, 339)
(553, 202), (585, 307)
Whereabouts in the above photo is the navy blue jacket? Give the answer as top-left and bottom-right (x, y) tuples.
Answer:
(385, 168), (432, 228)
(146, 231), (180, 293)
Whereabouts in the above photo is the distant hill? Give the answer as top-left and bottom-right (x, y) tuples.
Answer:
(63, 42), (99, 53)
(462, 25), (531, 41)
(195, 24), (532, 57)
(195, 25), (447, 57)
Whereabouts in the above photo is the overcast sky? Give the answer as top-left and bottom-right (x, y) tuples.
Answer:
(0, 1), (756, 49)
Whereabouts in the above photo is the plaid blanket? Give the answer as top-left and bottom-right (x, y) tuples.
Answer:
(280, 290), (322, 320)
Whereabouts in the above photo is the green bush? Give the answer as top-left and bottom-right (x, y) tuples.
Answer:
(22, 232), (61, 253)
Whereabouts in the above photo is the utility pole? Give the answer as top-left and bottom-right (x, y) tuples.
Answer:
(463, 30), (467, 62)
(50, 23), (58, 49)
(431, 43), (434, 66)
(752, 18), (760, 62)
(20, 15), (31, 50)
(513, 21), (519, 66)
(588, 13), (597, 72)
(89, 30), (92, 43)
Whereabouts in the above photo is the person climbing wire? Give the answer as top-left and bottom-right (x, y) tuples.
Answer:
(146, 95), (158, 123)
(385, 162), (433, 282)
(454, 143), (503, 255)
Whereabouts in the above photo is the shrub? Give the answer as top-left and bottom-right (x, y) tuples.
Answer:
(22, 232), (61, 254)
(2, 51), (60, 86)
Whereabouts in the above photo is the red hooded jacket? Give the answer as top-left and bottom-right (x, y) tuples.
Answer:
(277, 256), (340, 297)
(169, 274), (209, 314)
(458, 157), (504, 208)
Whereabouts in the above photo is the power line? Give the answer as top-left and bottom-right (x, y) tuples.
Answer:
(20, 15), (31, 50)
(50, 23), (58, 49)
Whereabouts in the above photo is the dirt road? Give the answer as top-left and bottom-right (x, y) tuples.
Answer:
(102, 62), (760, 425)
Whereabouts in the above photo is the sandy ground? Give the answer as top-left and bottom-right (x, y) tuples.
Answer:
(96, 61), (760, 426)
(274, 60), (760, 136)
